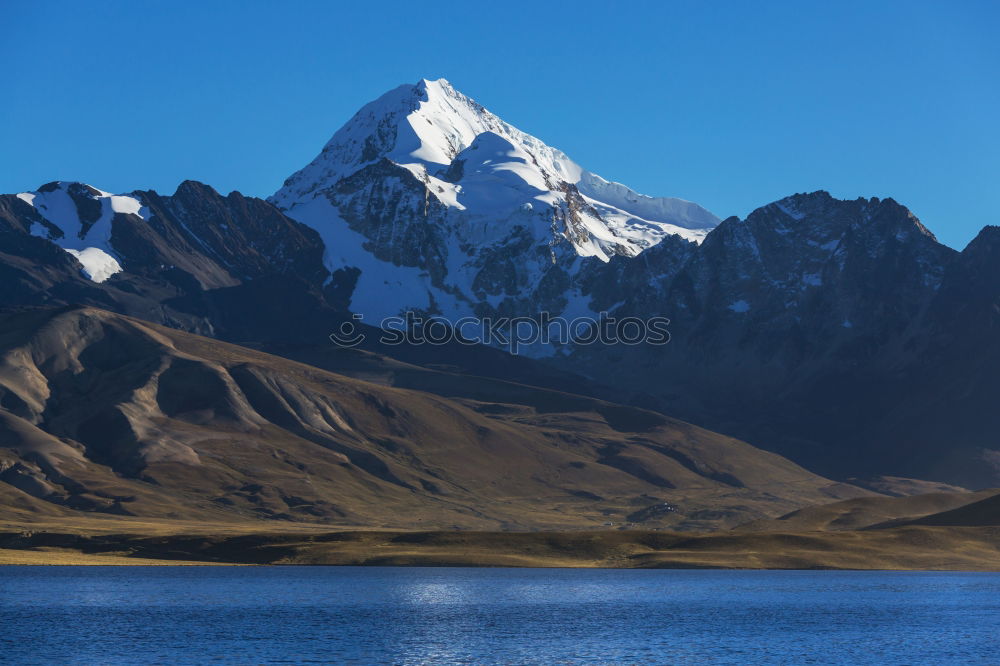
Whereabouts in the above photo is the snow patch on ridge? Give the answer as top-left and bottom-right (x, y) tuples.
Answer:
(14, 182), (149, 283)
(577, 172), (719, 232)
(65, 248), (122, 283)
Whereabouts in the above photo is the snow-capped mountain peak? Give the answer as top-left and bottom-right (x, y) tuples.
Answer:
(274, 78), (574, 205)
(273, 78), (716, 241)
(270, 78), (720, 328)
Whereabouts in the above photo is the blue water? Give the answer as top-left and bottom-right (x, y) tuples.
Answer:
(1, 567), (998, 665)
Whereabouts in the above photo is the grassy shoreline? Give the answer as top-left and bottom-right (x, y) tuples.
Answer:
(3, 525), (999, 570)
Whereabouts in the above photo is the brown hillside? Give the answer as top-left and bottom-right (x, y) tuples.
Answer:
(0, 306), (867, 531)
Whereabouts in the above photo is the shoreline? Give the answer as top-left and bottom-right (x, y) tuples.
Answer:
(3, 525), (999, 571)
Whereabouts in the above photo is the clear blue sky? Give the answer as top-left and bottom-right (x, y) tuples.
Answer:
(2, 0), (997, 249)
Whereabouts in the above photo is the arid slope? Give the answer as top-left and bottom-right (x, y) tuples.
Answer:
(0, 306), (865, 532)
(737, 488), (1000, 532)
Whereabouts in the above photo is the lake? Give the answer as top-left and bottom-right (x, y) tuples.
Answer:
(1, 567), (998, 664)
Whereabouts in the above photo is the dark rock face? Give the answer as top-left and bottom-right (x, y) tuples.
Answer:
(562, 192), (999, 487)
(858, 225), (1000, 487)
(333, 158), (453, 285)
(0, 181), (334, 342)
(119, 180), (329, 290)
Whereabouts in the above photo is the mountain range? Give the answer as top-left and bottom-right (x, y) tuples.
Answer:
(1, 75), (997, 531)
